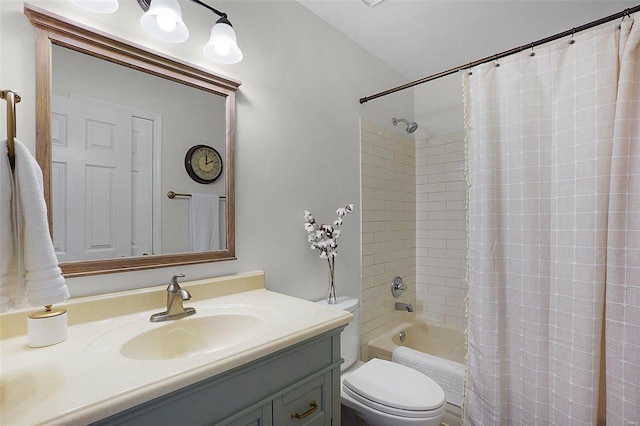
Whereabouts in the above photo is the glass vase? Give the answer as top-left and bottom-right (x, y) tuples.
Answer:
(327, 257), (337, 304)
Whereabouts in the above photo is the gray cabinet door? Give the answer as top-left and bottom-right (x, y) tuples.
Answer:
(218, 403), (272, 426)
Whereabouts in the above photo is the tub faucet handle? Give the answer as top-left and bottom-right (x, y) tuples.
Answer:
(391, 276), (407, 298)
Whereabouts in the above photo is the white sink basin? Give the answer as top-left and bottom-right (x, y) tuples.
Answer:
(86, 305), (270, 361)
(120, 314), (263, 360)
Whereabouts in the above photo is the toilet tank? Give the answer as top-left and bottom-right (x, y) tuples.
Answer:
(316, 296), (360, 371)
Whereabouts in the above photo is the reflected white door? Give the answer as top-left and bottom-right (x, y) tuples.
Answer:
(51, 95), (132, 261)
(131, 117), (154, 256)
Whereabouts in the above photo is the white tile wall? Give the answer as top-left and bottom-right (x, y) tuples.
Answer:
(416, 131), (467, 327)
(360, 123), (467, 349)
(360, 119), (416, 348)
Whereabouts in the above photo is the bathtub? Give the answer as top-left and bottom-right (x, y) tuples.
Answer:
(366, 320), (466, 363)
(365, 320), (466, 426)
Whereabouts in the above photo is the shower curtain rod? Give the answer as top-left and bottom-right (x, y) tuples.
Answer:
(359, 5), (640, 104)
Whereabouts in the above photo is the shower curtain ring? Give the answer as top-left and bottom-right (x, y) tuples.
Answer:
(619, 9), (631, 28)
(569, 28), (576, 45)
(468, 62), (473, 75)
(494, 54), (500, 67)
(530, 43), (535, 57)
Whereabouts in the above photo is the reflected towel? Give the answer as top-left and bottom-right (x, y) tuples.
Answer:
(13, 139), (69, 307)
(189, 193), (220, 252)
(392, 345), (465, 408)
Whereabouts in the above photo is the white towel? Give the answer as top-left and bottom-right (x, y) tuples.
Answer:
(392, 345), (465, 408)
(1, 138), (18, 312)
(188, 193), (220, 252)
(10, 139), (69, 308)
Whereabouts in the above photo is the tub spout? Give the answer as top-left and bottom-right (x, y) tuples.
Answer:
(395, 302), (414, 312)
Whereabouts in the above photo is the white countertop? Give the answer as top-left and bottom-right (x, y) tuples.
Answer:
(0, 272), (352, 425)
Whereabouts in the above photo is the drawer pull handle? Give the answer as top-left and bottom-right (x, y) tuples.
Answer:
(290, 400), (318, 419)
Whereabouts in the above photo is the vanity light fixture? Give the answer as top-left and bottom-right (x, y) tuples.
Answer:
(68, 0), (243, 64)
(138, 0), (243, 63)
(139, 0), (189, 43)
(202, 15), (242, 64)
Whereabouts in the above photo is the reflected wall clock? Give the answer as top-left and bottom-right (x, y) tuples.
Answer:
(184, 144), (223, 184)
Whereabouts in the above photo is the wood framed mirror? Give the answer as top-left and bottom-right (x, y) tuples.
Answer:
(25, 4), (239, 278)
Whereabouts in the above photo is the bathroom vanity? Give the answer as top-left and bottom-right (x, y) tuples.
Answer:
(0, 272), (352, 425)
(92, 330), (338, 425)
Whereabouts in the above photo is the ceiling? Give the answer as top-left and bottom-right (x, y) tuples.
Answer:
(297, 0), (639, 82)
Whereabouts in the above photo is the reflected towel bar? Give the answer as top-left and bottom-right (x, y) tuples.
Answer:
(167, 191), (226, 199)
(1, 89), (21, 169)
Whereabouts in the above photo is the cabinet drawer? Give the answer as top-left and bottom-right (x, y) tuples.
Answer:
(274, 374), (330, 426)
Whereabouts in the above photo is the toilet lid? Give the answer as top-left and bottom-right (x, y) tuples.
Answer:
(343, 358), (445, 415)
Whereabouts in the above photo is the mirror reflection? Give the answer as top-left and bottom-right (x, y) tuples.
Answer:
(51, 46), (227, 262)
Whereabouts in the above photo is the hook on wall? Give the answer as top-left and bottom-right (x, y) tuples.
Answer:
(2, 89), (21, 170)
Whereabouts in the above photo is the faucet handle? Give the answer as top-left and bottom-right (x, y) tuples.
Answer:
(171, 274), (185, 283)
(391, 276), (407, 298)
(168, 274), (186, 291)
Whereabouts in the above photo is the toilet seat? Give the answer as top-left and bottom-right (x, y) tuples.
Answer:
(343, 358), (445, 419)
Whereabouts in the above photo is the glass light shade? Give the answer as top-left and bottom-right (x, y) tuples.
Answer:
(69, 0), (118, 14)
(140, 0), (189, 43)
(203, 21), (243, 64)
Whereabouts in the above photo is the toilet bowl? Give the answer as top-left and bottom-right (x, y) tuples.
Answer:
(317, 297), (445, 426)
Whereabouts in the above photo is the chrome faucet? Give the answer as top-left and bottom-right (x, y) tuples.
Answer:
(150, 274), (196, 322)
(395, 302), (414, 312)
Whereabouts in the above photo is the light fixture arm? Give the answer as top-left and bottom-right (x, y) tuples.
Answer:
(188, 0), (227, 20)
(138, 0), (229, 21)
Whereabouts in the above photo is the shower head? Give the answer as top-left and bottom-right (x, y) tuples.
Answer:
(392, 117), (419, 134)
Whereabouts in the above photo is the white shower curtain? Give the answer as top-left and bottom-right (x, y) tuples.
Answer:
(464, 16), (639, 426)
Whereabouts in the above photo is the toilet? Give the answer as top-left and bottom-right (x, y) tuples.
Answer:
(317, 297), (445, 426)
